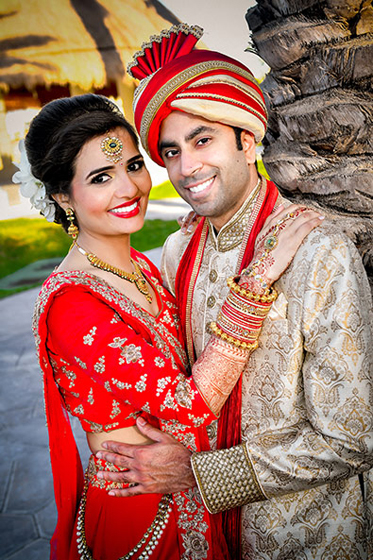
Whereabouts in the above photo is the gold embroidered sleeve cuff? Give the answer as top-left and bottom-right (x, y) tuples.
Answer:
(191, 444), (266, 514)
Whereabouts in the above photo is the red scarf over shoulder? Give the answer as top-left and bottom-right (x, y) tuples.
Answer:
(175, 179), (278, 559)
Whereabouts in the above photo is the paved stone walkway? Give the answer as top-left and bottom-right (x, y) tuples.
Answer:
(0, 198), (190, 558)
(1, 287), (56, 559)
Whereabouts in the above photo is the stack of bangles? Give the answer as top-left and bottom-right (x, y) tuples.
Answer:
(210, 277), (277, 350)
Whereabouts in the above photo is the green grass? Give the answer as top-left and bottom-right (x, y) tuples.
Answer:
(257, 158), (269, 179)
(131, 219), (179, 251)
(149, 180), (179, 200)
(0, 218), (71, 279)
(0, 217), (179, 298)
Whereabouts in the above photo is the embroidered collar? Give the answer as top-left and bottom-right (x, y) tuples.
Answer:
(207, 179), (261, 252)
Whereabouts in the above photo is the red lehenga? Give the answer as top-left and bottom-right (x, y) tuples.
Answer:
(33, 249), (230, 560)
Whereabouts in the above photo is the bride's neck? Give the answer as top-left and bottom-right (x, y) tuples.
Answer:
(76, 233), (133, 271)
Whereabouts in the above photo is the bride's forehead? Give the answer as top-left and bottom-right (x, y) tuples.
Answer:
(76, 129), (136, 160)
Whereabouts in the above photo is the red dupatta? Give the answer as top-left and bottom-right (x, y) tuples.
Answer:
(35, 296), (84, 560)
(175, 179), (279, 558)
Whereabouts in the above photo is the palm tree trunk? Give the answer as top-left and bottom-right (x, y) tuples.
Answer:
(246, 0), (373, 288)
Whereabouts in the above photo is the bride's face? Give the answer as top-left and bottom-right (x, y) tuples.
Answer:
(60, 127), (152, 242)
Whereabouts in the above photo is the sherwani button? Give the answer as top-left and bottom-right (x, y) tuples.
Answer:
(207, 295), (216, 308)
(209, 269), (218, 282)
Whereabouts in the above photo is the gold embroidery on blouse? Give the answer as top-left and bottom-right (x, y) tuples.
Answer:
(121, 344), (144, 366)
(155, 357), (166, 368)
(94, 356), (105, 373)
(135, 374), (147, 392)
(75, 356), (87, 369)
(81, 420), (103, 433)
(134, 256), (152, 272)
(33, 270), (188, 372)
(110, 399), (121, 419)
(110, 312), (121, 324)
(83, 326), (97, 346)
(111, 378), (132, 390)
(156, 376), (171, 396)
(61, 365), (76, 388)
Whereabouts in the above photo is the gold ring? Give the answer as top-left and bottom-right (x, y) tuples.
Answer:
(264, 235), (278, 251)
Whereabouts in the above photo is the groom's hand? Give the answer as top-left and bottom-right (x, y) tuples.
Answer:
(96, 416), (195, 496)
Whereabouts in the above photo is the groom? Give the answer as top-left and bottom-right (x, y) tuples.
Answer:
(97, 24), (373, 559)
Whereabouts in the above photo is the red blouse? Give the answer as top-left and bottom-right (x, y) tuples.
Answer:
(46, 273), (214, 434)
(33, 249), (218, 559)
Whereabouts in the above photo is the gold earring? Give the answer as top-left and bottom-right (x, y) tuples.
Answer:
(66, 208), (79, 241)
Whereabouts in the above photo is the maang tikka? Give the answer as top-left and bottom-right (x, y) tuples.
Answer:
(101, 136), (123, 164)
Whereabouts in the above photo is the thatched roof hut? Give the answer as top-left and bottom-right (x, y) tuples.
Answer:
(0, 0), (179, 93)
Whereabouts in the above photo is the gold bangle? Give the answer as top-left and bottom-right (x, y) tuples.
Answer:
(225, 292), (273, 318)
(227, 276), (278, 303)
(210, 322), (259, 351)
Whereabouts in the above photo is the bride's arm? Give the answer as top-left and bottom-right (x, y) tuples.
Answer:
(94, 204), (324, 496)
(191, 204), (324, 415)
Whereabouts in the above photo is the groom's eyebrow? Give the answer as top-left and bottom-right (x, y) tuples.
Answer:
(159, 125), (216, 153)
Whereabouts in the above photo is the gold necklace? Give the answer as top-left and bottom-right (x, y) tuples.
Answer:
(75, 242), (152, 303)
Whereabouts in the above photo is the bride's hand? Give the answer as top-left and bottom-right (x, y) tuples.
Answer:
(240, 204), (324, 292)
(177, 210), (201, 235)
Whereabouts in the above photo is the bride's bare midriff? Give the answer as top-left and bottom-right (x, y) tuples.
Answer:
(87, 425), (154, 454)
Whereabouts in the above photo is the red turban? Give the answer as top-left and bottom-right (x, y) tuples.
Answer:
(128, 24), (268, 167)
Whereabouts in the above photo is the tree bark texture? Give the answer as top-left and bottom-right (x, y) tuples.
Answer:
(246, 0), (373, 287)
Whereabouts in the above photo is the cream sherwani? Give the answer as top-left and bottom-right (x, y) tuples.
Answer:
(161, 193), (373, 560)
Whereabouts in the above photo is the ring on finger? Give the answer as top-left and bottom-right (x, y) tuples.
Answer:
(264, 234), (278, 251)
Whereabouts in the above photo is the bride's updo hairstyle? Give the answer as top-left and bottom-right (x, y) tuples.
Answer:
(25, 94), (138, 232)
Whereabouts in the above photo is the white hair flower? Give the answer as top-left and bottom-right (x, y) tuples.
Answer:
(12, 139), (56, 222)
